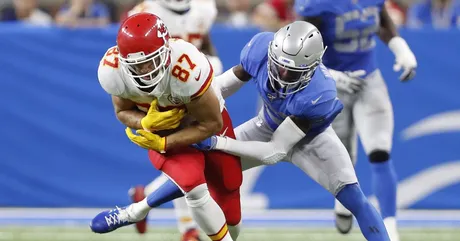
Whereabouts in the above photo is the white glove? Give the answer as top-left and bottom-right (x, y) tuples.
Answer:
(206, 55), (223, 76)
(328, 69), (366, 94)
(388, 36), (417, 82)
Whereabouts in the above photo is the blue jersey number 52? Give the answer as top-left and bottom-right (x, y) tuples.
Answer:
(334, 6), (380, 53)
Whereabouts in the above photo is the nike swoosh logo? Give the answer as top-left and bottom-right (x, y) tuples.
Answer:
(311, 95), (323, 105)
(219, 127), (228, 137)
(195, 69), (202, 81)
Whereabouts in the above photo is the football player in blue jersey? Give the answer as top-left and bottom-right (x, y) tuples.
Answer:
(90, 21), (392, 241)
(294, 0), (418, 240)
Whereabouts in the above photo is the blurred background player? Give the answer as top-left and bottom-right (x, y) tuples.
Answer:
(91, 12), (242, 241)
(295, 0), (417, 240)
(126, 1), (223, 239)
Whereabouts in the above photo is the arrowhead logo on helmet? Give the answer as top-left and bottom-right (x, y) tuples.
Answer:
(156, 19), (169, 40)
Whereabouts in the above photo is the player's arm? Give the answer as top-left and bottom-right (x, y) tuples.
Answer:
(215, 64), (252, 99)
(378, 6), (398, 44)
(210, 116), (308, 165)
(198, 95), (342, 164)
(112, 96), (144, 130)
(163, 88), (223, 150)
(379, 5), (417, 81)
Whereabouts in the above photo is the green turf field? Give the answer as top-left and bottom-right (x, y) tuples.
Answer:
(0, 227), (458, 241)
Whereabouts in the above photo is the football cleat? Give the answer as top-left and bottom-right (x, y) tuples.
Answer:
(90, 206), (134, 233)
(129, 185), (148, 234)
(335, 212), (353, 234)
(181, 228), (202, 241)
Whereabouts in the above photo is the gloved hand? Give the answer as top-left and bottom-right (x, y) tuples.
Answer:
(191, 136), (218, 151)
(141, 99), (185, 132)
(329, 69), (366, 94)
(125, 127), (166, 153)
(388, 36), (417, 82)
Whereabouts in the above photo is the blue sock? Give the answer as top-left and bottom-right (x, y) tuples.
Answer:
(146, 179), (184, 207)
(336, 183), (390, 241)
(371, 159), (397, 219)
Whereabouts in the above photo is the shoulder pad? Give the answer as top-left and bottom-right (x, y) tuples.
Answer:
(169, 39), (214, 103)
(97, 46), (125, 96)
(240, 32), (273, 77)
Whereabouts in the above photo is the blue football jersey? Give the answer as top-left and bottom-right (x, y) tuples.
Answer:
(294, 0), (385, 75)
(240, 32), (343, 136)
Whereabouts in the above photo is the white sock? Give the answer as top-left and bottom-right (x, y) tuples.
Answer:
(383, 217), (400, 241)
(127, 198), (151, 221)
(228, 221), (242, 240)
(173, 197), (198, 233)
(185, 184), (233, 241)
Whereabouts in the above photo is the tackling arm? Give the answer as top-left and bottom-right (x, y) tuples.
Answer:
(163, 87), (223, 150)
(213, 117), (309, 165)
(112, 96), (145, 130)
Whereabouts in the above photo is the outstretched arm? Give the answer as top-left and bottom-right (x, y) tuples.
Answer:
(212, 117), (309, 165)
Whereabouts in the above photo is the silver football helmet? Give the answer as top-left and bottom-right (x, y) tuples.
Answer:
(158, 0), (191, 12)
(268, 21), (326, 95)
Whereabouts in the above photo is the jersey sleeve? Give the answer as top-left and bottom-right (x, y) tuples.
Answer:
(307, 96), (343, 134)
(240, 32), (273, 78)
(289, 66), (343, 134)
(97, 47), (126, 96)
(296, 92), (343, 135)
(169, 40), (214, 103)
(294, 0), (334, 17)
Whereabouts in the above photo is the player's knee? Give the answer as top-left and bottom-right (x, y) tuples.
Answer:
(368, 150), (390, 163)
(184, 184), (210, 207)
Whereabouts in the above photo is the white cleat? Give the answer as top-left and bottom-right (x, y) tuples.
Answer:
(334, 199), (353, 234)
(383, 217), (400, 241)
